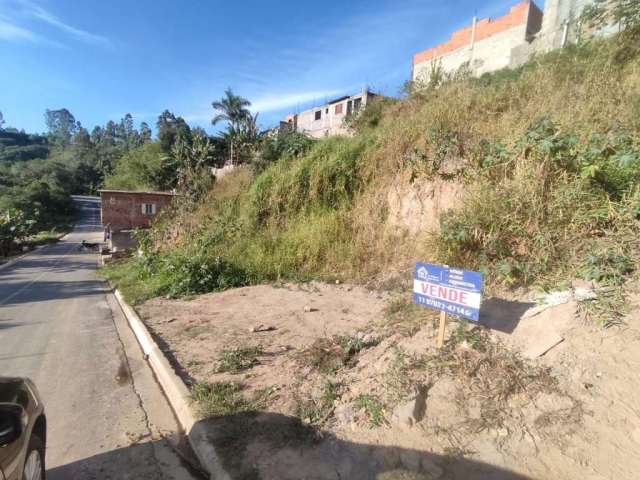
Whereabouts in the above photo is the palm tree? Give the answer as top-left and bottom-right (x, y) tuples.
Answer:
(212, 89), (252, 164)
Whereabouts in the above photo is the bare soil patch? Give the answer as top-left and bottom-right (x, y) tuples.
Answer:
(138, 281), (640, 480)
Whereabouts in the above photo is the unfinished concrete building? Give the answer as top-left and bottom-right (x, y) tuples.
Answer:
(282, 90), (376, 139)
(413, 1), (543, 81)
(412, 0), (602, 83)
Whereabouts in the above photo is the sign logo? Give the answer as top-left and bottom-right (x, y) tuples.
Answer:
(412, 262), (483, 322)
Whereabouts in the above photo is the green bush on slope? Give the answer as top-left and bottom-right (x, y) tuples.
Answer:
(103, 35), (640, 303)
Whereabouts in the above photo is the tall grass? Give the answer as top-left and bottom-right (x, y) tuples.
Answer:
(103, 34), (640, 302)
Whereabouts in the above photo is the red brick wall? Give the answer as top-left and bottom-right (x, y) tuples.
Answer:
(413, 1), (532, 65)
(100, 191), (174, 231)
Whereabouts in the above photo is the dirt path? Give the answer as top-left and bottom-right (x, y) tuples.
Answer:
(138, 281), (640, 480)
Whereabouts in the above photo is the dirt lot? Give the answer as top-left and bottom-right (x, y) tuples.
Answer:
(138, 281), (640, 480)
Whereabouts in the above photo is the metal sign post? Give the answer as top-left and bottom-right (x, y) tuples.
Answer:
(412, 262), (484, 349)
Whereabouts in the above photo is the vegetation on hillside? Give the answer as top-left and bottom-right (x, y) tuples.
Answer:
(103, 30), (640, 309)
(1, 87), (272, 256)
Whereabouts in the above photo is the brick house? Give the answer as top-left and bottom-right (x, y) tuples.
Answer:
(99, 190), (175, 252)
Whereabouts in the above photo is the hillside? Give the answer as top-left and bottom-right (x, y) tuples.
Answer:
(0, 129), (50, 163)
(100, 27), (640, 480)
(107, 34), (640, 313)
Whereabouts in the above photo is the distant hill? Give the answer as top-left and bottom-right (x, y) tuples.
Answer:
(0, 129), (49, 163)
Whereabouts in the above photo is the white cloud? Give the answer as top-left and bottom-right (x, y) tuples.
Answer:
(182, 113), (210, 123)
(0, 15), (64, 47)
(250, 89), (343, 113)
(182, 89), (345, 128)
(3, 0), (113, 48)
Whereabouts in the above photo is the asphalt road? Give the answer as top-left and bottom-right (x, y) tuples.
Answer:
(0, 196), (200, 480)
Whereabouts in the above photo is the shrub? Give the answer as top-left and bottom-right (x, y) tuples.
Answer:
(216, 345), (264, 373)
(430, 118), (640, 285)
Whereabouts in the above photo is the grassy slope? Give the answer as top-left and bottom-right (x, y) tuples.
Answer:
(105, 35), (640, 305)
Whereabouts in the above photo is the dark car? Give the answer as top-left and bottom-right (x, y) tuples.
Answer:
(0, 377), (46, 480)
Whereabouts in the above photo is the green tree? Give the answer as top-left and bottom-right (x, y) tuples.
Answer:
(73, 126), (92, 148)
(171, 131), (214, 201)
(45, 108), (78, 148)
(0, 111), (5, 130)
(211, 89), (252, 164)
(139, 122), (152, 143)
(0, 209), (35, 257)
(157, 110), (191, 154)
(105, 142), (175, 191)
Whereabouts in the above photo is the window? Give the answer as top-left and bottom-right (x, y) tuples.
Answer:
(354, 98), (362, 112)
(142, 203), (156, 215)
(314, 110), (321, 121)
(335, 103), (343, 115)
(346, 100), (353, 116)
(325, 108), (328, 114)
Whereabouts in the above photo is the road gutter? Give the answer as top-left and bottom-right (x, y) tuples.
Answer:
(112, 289), (231, 480)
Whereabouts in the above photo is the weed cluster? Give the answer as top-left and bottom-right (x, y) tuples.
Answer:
(430, 118), (640, 287)
(191, 381), (273, 418)
(216, 345), (263, 373)
(354, 394), (387, 428)
(429, 330), (563, 432)
(300, 334), (376, 373)
(295, 380), (339, 426)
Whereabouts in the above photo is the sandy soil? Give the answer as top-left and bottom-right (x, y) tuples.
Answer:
(138, 281), (640, 480)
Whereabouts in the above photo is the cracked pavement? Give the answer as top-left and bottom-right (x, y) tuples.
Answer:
(0, 196), (200, 480)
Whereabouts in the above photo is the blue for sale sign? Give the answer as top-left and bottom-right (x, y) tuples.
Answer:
(412, 262), (484, 322)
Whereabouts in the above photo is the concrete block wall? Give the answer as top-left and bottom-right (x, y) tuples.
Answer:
(413, 0), (604, 81)
(412, 2), (540, 81)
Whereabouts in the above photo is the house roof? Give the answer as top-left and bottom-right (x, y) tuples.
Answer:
(98, 189), (176, 196)
(327, 95), (351, 105)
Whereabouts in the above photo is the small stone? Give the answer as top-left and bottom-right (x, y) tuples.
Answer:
(335, 404), (356, 424)
(250, 324), (276, 333)
(303, 306), (318, 312)
(574, 287), (597, 301)
(596, 372), (602, 378)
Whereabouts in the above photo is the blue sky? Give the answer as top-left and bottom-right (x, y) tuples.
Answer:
(0, 0), (540, 134)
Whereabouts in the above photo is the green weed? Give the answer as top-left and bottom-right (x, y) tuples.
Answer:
(296, 380), (340, 426)
(191, 381), (252, 417)
(354, 394), (387, 427)
(216, 345), (264, 373)
(191, 381), (274, 418)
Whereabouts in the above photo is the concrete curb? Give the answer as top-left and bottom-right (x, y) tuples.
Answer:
(112, 289), (231, 480)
